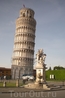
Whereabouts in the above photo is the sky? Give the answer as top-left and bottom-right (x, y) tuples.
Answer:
(0, 0), (65, 69)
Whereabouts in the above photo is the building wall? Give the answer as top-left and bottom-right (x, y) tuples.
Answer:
(0, 67), (11, 79)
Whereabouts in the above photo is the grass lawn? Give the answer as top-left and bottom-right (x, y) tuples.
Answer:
(0, 82), (23, 87)
(0, 82), (3, 87)
(6, 82), (16, 87)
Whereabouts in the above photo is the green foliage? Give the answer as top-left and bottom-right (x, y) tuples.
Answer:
(53, 66), (65, 70)
(48, 67), (52, 70)
(46, 69), (65, 81)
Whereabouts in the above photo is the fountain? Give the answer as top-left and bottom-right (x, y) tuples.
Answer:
(24, 49), (51, 90)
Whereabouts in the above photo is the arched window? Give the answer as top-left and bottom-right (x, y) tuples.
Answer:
(15, 68), (19, 79)
(20, 68), (23, 79)
(29, 16), (31, 18)
(12, 68), (15, 79)
(23, 13), (25, 17)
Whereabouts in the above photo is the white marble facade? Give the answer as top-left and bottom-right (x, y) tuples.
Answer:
(11, 7), (36, 79)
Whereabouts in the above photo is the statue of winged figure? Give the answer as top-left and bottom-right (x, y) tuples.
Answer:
(36, 49), (46, 65)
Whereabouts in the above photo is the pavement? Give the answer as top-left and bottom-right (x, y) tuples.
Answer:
(0, 87), (65, 98)
(0, 85), (65, 92)
(0, 81), (65, 98)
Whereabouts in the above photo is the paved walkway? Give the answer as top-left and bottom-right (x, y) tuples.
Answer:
(0, 88), (65, 98)
(0, 85), (65, 93)
(0, 81), (65, 98)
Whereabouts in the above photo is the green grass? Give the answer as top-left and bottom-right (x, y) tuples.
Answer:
(0, 82), (3, 87)
(0, 82), (16, 87)
(0, 82), (23, 87)
(6, 82), (16, 87)
(46, 69), (65, 81)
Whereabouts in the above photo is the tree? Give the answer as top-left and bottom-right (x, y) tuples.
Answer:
(53, 66), (65, 70)
(48, 67), (52, 70)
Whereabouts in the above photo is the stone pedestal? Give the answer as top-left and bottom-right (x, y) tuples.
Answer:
(16, 79), (19, 87)
(35, 61), (46, 84)
(43, 83), (51, 90)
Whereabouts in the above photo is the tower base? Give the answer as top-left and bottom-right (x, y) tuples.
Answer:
(11, 65), (33, 79)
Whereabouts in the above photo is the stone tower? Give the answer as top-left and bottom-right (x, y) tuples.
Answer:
(11, 7), (36, 79)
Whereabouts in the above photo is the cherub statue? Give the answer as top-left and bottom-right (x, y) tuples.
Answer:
(36, 49), (46, 65)
(36, 49), (40, 62)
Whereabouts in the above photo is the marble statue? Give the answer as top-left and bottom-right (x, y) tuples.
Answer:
(36, 49), (46, 65)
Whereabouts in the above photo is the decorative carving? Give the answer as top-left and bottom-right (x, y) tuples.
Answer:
(36, 49), (46, 65)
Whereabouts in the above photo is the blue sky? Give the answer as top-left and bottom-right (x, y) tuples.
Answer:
(0, 0), (65, 69)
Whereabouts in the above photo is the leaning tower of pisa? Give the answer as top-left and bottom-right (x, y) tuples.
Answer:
(11, 7), (36, 79)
